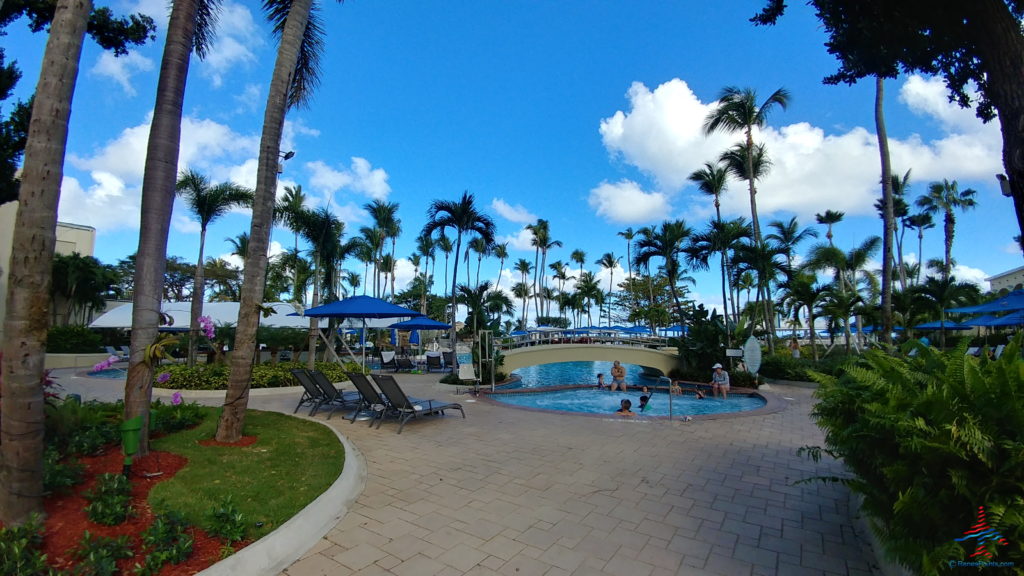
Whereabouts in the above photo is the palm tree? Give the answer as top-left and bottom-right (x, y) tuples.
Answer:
(904, 212), (934, 285)
(513, 258), (533, 325)
(1, 0), (91, 523)
(703, 86), (790, 245)
(125, 0), (222, 456)
(295, 207), (346, 367)
(688, 161), (729, 222)
(777, 272), (826, 362)
(915, 179), (978, 282)
(421, 191), (496, 356)
(719, 141), (772, 244)
(218, 0), (329, 442)
(687, 217), (752, 337)
(176, 169), (253, 366)
(914, 276), (980, 348)
(570, 249), (587, 287)
(875, 76), (897, 344)
(278, 185), (308, 298)
(574, 271), (603, 327)
(820, 284), (862, 354)
(732, 239), (788, 346)
(435, 234), (453, 299)
(527, 219), (561, 319)
(364, 199), (401, 298)
(596, 252), (621, 327)
(765, 217), (817, 270)
(617, 227), (636, 316)
(549, 260), (571, 320)
(633, 220), (693, 327)
(511, 282), (531, 328)
(467, 236), (490, 286)
(226, 232), (249, 260)
(815, 210), (845, 246)
(492, 241), (509, 292)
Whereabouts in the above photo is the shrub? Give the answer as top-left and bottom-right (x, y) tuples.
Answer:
(149, 400), (205, 435)
(803, 335), (1024, 572)
(84, 473), (133, 526)
(47, 325), (102, 354)
(43, 447), (84, 495)
(71, 532), (133, 576)
(157, 361), (362, 390)
(45, 399), (121, 457)
(206, 496), (246, 544)
(0, 514), (60, 576)
(133, 511), (194, 576)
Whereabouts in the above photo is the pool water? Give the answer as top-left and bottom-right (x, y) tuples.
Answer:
(505, 361), (652, 390)
(492, 388), (765, 417)
(87, 368), (127, 379)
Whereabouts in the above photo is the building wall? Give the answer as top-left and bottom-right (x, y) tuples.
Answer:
(0, 201), (97, 340)
(987, 266), (1024, 293)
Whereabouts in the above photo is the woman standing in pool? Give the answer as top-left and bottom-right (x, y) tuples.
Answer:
(610, 360), (627, 392)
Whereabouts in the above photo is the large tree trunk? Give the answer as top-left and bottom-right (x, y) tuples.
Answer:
(449, 233), (462, 369)
(943, 212), (954, 282)
(876, 77), (895, 345)
(125, 0), (199, 457)
(217, 0), (312, 442)
(187, 227), (207, 366)
(0, 0), (89, 525)
(968, 0), (1024, 254)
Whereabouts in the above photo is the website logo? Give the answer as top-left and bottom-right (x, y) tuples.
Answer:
(954, 506), (1008, 559)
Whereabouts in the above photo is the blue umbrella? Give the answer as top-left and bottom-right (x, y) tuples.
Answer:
(947, 289), (1024, 314)
(303, 296), (422, 365)
(961, 314), (1000, 327)
(388, 317), (451, 330)
(914, 320), (971, 330)
(984, 310), (1024, 327)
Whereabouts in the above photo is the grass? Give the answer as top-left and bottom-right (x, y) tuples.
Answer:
(149, 408), (344, 540)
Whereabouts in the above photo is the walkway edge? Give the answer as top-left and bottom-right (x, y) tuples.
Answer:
(195, 420), (366, 576)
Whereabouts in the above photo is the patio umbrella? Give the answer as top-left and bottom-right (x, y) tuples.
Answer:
(389, 317), (450, 354)
(984, 310), (1024, 327)
(961, 314), (1000, 327)
(303, 296), (422, 366)
(913, 320), (971, 330)
(947, 289), (1024, 314)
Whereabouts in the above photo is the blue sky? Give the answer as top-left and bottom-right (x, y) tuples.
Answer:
(5, 0), (1022, 323)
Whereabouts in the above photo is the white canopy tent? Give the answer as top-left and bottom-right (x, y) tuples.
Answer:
(89, 301), (333, 330)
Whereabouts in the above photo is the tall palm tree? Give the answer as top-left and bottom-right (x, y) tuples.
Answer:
(364, 199), (401, 298)
(574, 271), (603, 327)
(617, 228), (636, 317)
(703, 86), (790, 245)
(633, 220), (693, 327)
(874, 75), (897, 345)
(596, 252), (620, 327)
(513, 258), (533, 324)
(913, 276), (980, 348)
(686, 217), (752, 338)
(218, 0), (329, 442)
(815, 210), (845, 246)
(570, 249), (587, 287)
(467, 236), (490, 286)
(915, 179), (978, 282)
(732, 239), (788, 344)
(719, 141), (772, 244)
(1, 0), (92, 523)
(688, 161), (729, 223)
(176, 169), (253, 366)
(549, 260), (571, 320)
(777, 272), (826, 362)
(904, 212), (935, 285)
(421, 191), (496, 356)
(527, 219), (560, 319)
(226, 232), (249, 260)
(492, 241), (509, 292)
(125, 0), (222, 456)
(765, 217), (817, 270)
(295, 207), (346, 367)
(278, 185), (308, 299)
(435, 234), (453, 299)
(511, 281), (531, 328)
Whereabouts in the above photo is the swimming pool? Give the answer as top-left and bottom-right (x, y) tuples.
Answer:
(491, 388), (765, 418)
(504, 360), (653, 390)
(86, 368), (127, 379)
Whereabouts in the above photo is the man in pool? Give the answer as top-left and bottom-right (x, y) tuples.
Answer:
(710, 363), (730, 399)
(610, 360), (627, 392)
(616, 398), (635, 416)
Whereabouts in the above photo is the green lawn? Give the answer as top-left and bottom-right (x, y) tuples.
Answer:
(149, 409), (344, 540)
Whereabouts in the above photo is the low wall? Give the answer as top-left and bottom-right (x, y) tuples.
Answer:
(45, 353), (112, 370)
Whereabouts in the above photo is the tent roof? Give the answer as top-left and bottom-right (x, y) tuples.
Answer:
(948, 289), (1024, 314)
(89, 302), (321, 330)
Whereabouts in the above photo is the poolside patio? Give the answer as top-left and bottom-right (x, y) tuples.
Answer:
(57, 369), (879, 575)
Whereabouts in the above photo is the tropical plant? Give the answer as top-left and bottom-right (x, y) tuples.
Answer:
(596, 252), (620, 327)
(633, 220), (693, 327)
(421, 191), (496, 361)
(573, 271), (603, 327)
(492, 241), (509, 292)
(49, 252), (117, 325)
(703, 85), (790, 245)
(815, 209), (845, 246)
(916, 179), (978, 282)
(765, 217), (817, 269)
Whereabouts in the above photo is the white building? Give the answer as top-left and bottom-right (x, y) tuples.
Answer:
(986, 265), (1024, 293)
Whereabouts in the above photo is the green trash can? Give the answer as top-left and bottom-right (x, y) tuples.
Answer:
(120, 416), (143, 474)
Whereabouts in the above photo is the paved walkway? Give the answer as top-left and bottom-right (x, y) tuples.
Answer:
(56, 369), (879, 576)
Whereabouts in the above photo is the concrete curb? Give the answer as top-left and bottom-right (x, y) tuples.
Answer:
(152, 386), (302, 400)
(195, 420), (366, 576)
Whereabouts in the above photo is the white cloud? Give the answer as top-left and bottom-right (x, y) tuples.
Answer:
(952, 264), (990, 290)
(172, 214), (201, 235)
(588, 180), (670, 224)
(91, 51), (154, 96)
(491, 198), (536, 223)
(57, 174), (140, 231)
(218, 241), (285, 269)
(197, 1), (261, 88)
(497, 227), (536, 251)
(306, 157), (391, 202)
(598, 75), (1002, 223)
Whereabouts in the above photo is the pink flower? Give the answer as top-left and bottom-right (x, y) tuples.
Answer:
(198, 316), (216, 340)
(171, 391), (183, 406)
(90, 356), (120, 373)
(157, 372), (171, 384)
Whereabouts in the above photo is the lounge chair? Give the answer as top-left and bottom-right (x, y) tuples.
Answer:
(371, 374), (465, 434)
(458, 363), (481, 395)
(441, 351), (455, 371)
(105, 346), (129, 361)
(291, 369), (331, 417)
(344, 371), (390, 426)
(120, 345), (131, 357)
(425, 354), (443, 372)
(308, 371), (361, 419)
(395, 357), (416, 372)
(994, 344), (1006, 359)
(379, 350), (397, 371)
(966, 346), (980, 357)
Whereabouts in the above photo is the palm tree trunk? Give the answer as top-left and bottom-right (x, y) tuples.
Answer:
(449, 234), (463, 363)
(876, 77), (896, 345)
(187, 227), (207, 367)
(124, 0), (199, 457)
(306, 261), (320, 370)
(217, 0), (312, 443)
(0, 0), (90, 525)
(809, 310), (818, 362)
(943, 212), (955, 282)
(719, 252), (730, 346)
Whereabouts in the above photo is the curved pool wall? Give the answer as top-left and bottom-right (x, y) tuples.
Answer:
(504, 360), (658, 390)
(491, 388), (766, 418)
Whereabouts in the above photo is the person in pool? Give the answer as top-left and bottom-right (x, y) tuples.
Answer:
(610, 360), (627, 392)
(616, 398), (635, 416)
(597, 373), (605, 388)
(710, 363), (730, 399)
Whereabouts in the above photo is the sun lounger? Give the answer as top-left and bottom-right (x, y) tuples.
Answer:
(441, 351), (455, 371)
(379, 350), (397, 371)
(291, 369), (331, 417)
(458, 363), (480, 394)
(395, 357), (416, 372)
(966, 346), (980, 357)
(425, 353), (443, 372)
(371, 374), (464, 434)
(105, 346), (129, 361)
(308, 370), (361, 419)
(345, 371), (390, 426)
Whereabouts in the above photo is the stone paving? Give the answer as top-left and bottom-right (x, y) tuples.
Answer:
(56, 369), (880, 576)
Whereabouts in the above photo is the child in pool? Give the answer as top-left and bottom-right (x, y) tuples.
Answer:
(597, 373), (605, 388)
(616, 398), (635, 417)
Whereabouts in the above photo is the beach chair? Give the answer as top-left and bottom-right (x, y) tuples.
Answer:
(441, 351), (455, 371)
(120, 345), (131, 358)
(425, 354), (443, 372)
(994, 344), (1006, 359)
(966, 346), (980, 357)
(458, 363), (481, 395)
(395, 357), (416, 372)
(291, 369), (331, 416)
(371, 374), (465, 434)
(105, 346), (129, 361)
(308, 371), (362, 419)
(379, 350), (397, 371)
(345, 371), (390, 426)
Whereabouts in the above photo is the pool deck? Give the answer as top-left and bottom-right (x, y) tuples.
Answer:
(56, 368), (880, 576)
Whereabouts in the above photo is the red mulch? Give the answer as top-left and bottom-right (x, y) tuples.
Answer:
(37, 445), (251, 576)
(197, 435), (258, 447)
